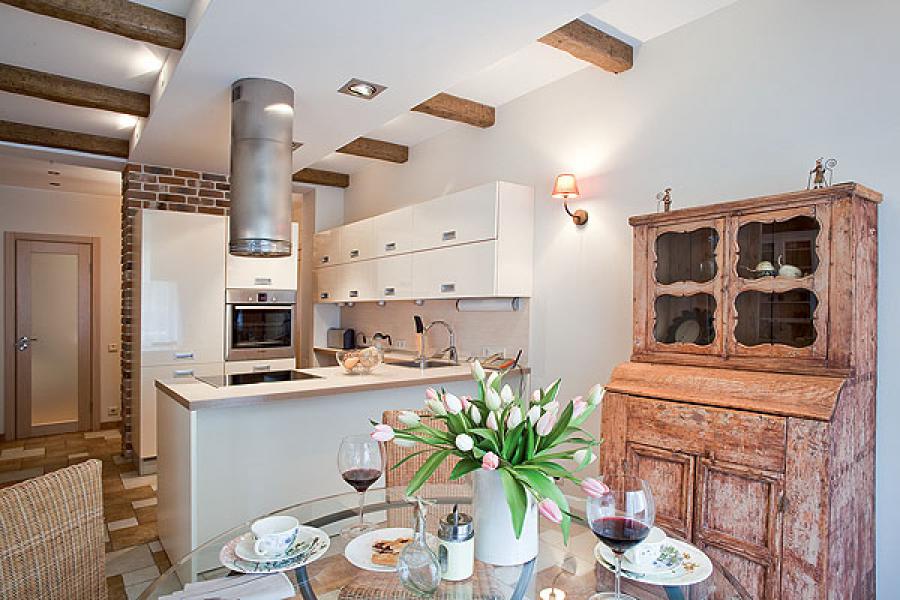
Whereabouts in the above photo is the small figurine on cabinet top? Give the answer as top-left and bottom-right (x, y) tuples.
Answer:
(808, 157), (837, 189)
(656, 187), (673, 212)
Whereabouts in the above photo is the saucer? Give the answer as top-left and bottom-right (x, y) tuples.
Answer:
(595, 538), (712, 586)
(220, 526), (330, 574)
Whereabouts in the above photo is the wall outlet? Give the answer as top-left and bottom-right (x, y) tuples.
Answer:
(395, 339), (408, 349)
(107, 343), (118, 353)
(107, 407), (120, 417)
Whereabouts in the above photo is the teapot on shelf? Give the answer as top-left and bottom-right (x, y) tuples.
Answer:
(744, 260), (777, 278)
(777, 255), (803, 279)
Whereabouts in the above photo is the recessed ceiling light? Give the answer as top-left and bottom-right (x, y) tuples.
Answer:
(338, 78), (387, 100)
(47, 170), (60, 176)
(116, 114), (139, 129)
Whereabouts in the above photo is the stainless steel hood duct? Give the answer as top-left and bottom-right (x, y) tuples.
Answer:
(229, 78), (294, 257)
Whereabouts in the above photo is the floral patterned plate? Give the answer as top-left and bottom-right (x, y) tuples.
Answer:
(220, 528), (330, 574)
(595, 538), (713, 586)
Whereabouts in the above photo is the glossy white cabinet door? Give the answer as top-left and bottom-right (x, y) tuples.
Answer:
(340, 261), (376, 302)
(313, 228), (341, 267)
(412, 183), (498, 251)
(340, 219), (376, 263)
(373, 207), (414, 257)
(412, 241), (497, 299)
(226, 222), (298, 289)
(137, 362), (223, 459)
(315, 265), (340, 303)
(376, 254), (413, 300)
(139, 210), (226, 366)
(224, 358), (296, 374)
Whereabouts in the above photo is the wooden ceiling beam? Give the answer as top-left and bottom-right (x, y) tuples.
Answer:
(0, 0), (186, 50)
(539, 19), (633, 74)
(336, 137), (408, 164)
(0, 119), (130, 158)
(411, 93), (495, 128)
(0, 63), (150, 117)
(293, 168), (350, 189)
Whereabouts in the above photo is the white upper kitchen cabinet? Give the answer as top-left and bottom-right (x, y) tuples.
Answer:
(413, 241), (498, 299)
(315, 265), (340, 303)
(226, 222), (299, 289)
(376, 254), (413, 300)
(137, 210), (227, 367)
(339, 261), (376, 302)
(313, 227), (340, 267)
(373, 206), (414, 257)
(339, 218), (376, 263)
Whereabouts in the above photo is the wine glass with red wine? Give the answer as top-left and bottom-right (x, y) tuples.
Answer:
(338, 434), (384, 539)
(587, 475), (655, 600)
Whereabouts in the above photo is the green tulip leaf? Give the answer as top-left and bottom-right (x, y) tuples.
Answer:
(406, 449), (452, 496)
(450, 458), (481, 481)
(499, 468), (527, 539)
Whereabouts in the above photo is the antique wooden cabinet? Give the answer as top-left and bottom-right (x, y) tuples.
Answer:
(602, 183), (880, 599)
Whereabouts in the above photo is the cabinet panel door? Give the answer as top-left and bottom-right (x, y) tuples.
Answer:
(314, 266), (339, 303)
(227, 222), (298, 289)
(412, 241), (496, 299)
(338, 262), (376, 302)
(695, 459), (783, 600)
(412, 183), (498, 251)
(340, 219), (376, 263)
(626, 443), (694, 539)
(376, 254), (413, 300)
(313, 229), (340, 267)
(374, 208), (414, 257)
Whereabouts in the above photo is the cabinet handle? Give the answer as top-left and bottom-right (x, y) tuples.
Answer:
(384, 287), (396, 296)
(440, 283), (456, 293)
(174, 352), (194, 360)
(442, 230), (457, 241)
(254, 277), (272, 286)
(173, 369), (194, 377)
(320, 292), (329, 300)
(252, 365), (271, 372)
(384, 242), (396, 252)
(350, 249), (360, 259)
(320, 256), (330, 264)
(349, 290), (359, 298)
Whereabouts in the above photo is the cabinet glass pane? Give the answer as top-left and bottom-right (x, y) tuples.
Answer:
(655, 228), (719, 284)
(737, 216), (819, 279)
(734, 290), (818, 348)
(653, 294), (716, 345)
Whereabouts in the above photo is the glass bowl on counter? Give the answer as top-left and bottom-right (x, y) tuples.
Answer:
(336, 347), (384, 375)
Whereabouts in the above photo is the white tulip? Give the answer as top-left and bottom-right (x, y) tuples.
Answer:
(470, 360), (485, 381)
(485, 389), (502, 411)
(426, 399), (447, 416)
(444, 393), (463, 415)
(398, 411), (421, 426)
(469, 405), (482, 425)
(486, 371), (499, 389)
(587, 384), (606, 407)
(500, 384), (515, 406)
(527, 405), (541, 426)
(532, 389), (542, 404)
(543, 400), (560, 415)
(573, 448), (597, 467)
(393, 437), (417, 448)
(486, 411), (499, 431)
(455, 433), (474, 452)
(506, 407), (523, 429)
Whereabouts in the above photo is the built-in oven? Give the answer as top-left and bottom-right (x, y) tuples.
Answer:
(226, 289), (296, 361)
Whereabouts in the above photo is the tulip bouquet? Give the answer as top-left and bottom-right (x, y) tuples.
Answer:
(371, 361), (605, 543)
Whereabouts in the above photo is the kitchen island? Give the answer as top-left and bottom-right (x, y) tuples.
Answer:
(155, 363), (527, 563)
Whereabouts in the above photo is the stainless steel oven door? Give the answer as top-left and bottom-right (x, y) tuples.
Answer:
(226, 304), (295, 361)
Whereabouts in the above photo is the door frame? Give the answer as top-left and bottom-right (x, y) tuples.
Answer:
(3, 232), (101, 441)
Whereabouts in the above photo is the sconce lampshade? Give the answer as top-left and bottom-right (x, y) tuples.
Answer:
(552, 174), (580, 199)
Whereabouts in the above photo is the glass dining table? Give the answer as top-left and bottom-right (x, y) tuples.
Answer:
(140, 484), (749, 600)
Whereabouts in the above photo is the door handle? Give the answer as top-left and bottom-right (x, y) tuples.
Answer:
(15, 336), (38, 352)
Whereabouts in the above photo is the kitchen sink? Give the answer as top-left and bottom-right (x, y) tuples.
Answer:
(388, 358), (458, 369)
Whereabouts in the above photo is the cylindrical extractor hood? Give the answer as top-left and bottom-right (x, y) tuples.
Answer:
(229, 78), (294, 257)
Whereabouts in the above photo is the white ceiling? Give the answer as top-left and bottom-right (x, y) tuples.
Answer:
(0, 148), (121, 196)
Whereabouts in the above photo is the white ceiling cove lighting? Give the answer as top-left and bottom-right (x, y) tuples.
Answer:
(116, 114), (139, 129)
(338, 78), (387, 100)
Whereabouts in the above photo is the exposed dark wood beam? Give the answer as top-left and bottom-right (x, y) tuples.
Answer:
(336, 137), (408, 164)
(0, 119), (129, 158)
(0, 0), (185, 50)
(293, 168), (350, 189)
(411, 93), (495, 128)
(539, 19), (633, 74)
(0, 63), (150, 117)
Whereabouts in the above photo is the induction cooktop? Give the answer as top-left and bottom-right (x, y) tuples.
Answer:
(196, 370), (323, 388)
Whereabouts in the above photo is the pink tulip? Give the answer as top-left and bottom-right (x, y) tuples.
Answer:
(371, 424), (395, 442)
(425, 387), (439, 401)
(581, 477), (610, 498)
(459, 395), (472, 410)
(572, 397), (587, 419)
(482, 451), (499, 471)
(535, 410), (557, 436)
(486, 411), (499, 431)
(444, 393), (463, 415)
(538, 498), (563, 524)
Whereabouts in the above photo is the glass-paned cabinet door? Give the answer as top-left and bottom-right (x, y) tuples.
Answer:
(735, 213), (821, 281)
(734, 290), (818, 348)
(652, 293), (718, 349)
(655, 227), (719, 284)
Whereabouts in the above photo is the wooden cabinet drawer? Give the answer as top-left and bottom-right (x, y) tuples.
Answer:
(626, 397), (786, 472)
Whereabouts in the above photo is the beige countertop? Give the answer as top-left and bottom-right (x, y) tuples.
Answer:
(156, 363), (528, 411)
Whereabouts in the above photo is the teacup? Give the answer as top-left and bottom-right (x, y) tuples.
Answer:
(251, 515), (300, 558)
(624, 526), (667, 566)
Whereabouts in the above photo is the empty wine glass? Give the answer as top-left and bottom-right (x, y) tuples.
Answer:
(587, 474), (655, 600)
(338, 434), (384, 539)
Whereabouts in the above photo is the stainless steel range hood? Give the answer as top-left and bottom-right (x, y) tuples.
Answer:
(229, 78), (294, 257)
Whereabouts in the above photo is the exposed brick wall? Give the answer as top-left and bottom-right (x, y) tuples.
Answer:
(120, 163), (230, 456)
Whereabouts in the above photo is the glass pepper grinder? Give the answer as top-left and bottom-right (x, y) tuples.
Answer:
(437, 504), (474, 581)
(398, 498), (441, 595)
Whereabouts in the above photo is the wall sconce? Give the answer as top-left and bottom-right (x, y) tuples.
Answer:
(552, 174), (587, 226)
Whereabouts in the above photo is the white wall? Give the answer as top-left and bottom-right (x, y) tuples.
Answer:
(343, 0), (900, 592)
(305, 184), (344, 349)
(0, 184), (122, 431)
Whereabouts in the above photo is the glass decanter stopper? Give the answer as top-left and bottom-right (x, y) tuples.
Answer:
(398, 498), (441, 596)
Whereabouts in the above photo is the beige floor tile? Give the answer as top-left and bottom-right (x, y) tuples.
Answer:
(132, 497), (157, 509)
(124, 580), (151, 600)
(108, 516), (139, 532)
(121, 564), (160, 587)
(105, 545), (155, 577)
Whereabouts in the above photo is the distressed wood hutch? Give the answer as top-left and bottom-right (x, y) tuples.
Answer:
(602, 183), (880, 599)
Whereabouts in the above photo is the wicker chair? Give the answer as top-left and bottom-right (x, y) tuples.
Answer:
(0, 459), (106, 600)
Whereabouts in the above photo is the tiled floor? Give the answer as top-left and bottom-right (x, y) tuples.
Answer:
(0, 430), (170, 600)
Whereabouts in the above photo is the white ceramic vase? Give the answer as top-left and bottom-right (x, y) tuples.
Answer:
(473, 469), (539, 566)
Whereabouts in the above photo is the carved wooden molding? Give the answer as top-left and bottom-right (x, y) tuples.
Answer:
(539, 19), (633, 74)
(411, 93), (495, 128)
(0, 119), (129, 157)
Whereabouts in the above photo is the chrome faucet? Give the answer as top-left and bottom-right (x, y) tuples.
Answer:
(425, 320), (458, 365)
